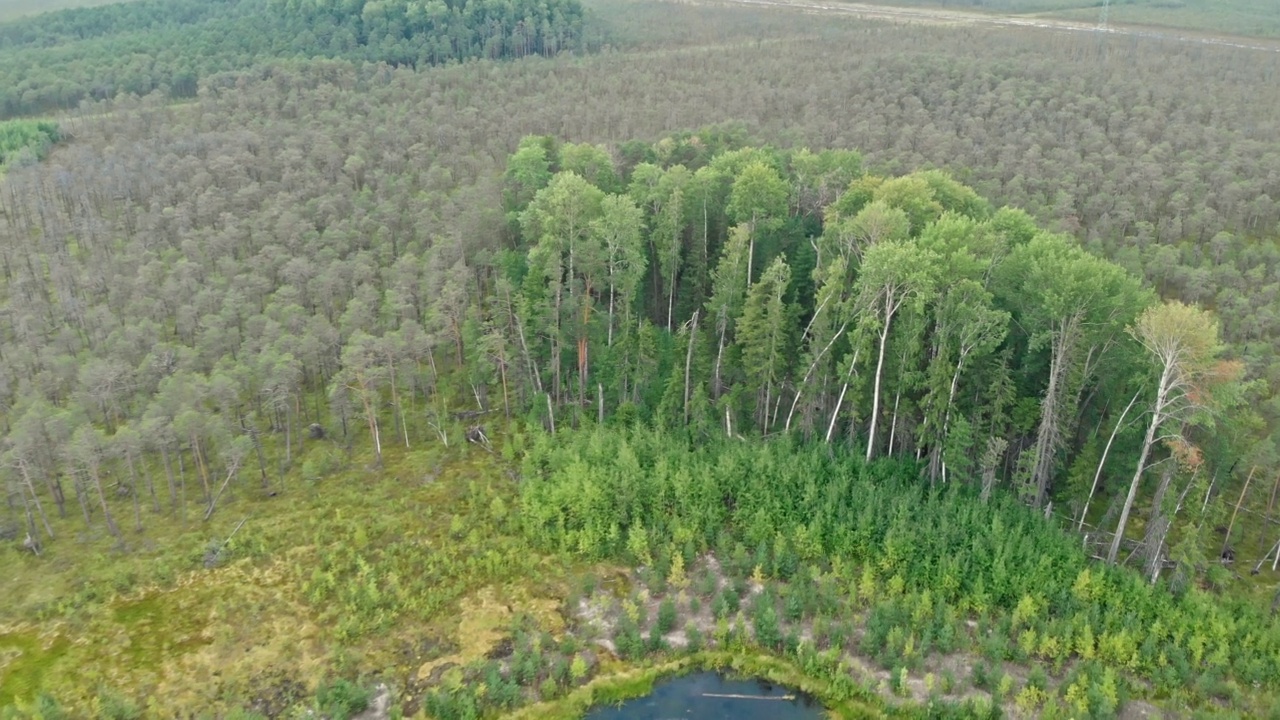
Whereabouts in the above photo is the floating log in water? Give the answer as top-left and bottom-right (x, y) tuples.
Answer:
(702, 693), (796, 701)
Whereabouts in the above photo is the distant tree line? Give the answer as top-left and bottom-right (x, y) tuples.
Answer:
(0, 0), (588, 119)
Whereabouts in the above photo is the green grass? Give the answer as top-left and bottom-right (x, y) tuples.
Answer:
(0, 635), (71, 709)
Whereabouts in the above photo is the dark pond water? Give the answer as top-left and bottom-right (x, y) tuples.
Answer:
(583, 672), (824, 720)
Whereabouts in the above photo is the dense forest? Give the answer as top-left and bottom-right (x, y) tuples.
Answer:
(0, 0), (590, 118)
(2, 0), (1280, 716)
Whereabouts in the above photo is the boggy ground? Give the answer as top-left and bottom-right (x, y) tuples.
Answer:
(0, 439), (1185, 718)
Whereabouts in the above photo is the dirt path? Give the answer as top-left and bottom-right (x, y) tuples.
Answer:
(686, 0), (1280, 54)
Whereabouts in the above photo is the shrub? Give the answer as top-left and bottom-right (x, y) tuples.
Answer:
(301, 449), (341, 482)
(1015, 684), (1049, 713)
(32, 693), (68, 720)
(550, 657), (570, 686)
(646, 630), (667, 653)
(569, 654), (589, 683)
(316, 679), (371, 720)
(890, 667), (910, 697)
(828, 621), (850, 650)
(669, 552), (688, 589)
(615, 617), (644, 660)
(751, 595), (781, 649)
(1027, 665), (1048, 691)
(783, 630), (801, 655)
(971, 661), (991, 690)
(720, 587), (740, 615)
(995, 673), (1015, 701)
(784, 589), (804, 622)
(97, 688), (140, 720)
(685, 623), (704, 653)
(696, 568), (718, 597)
(512, 648), (539, 686)
(712, 592), (730, 620)
(656, 597), (678, 635)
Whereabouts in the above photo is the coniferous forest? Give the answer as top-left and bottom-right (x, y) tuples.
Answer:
(2, 0), (1280, 718)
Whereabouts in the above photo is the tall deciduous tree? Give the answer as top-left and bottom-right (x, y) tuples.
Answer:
(521, 171), (605, 404)
(922, 280), (1008, 482)
(503, 135), (554, 222)
(706, 224), (751, 400)
(594, 194), (646, 348)
(726, 160), (789, 283)
(332, 332), (388, 466)
(785, 255), (851, 435)
(999, 233), (1148, 507)
(854, 240), (938, 461)
(1109, 301), (1230, 564)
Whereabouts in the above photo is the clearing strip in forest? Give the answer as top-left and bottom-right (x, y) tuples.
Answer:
(686, 0), (1280, 53)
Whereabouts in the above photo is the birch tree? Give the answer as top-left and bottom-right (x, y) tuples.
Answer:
(854, 240), (938, 461)
(726, 160), (789, 283)
(785, 255), (851, 435)
(705, 224), (751, 400)
(1000, 233), (1147, 507)
(594, 194), (646, 347)
(1108, 301), (1225, 564)
(521, 171), (605, 404)
(332, 332), (388, 466)
(921, 280), (1009, 482)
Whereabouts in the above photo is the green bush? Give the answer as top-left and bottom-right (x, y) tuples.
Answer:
(685, 623), (704, 653)
(656, 597), (678, 635)
(315, 679), (370, 720)
(750, 593), (781, 649)
(301, 449), (342, 482)
(614, 616), (644, 660)
(784, 588), (805, 622)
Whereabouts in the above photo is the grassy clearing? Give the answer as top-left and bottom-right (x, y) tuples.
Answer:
(0, 424), (1002, 718)
(0, 433), (568, 716)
